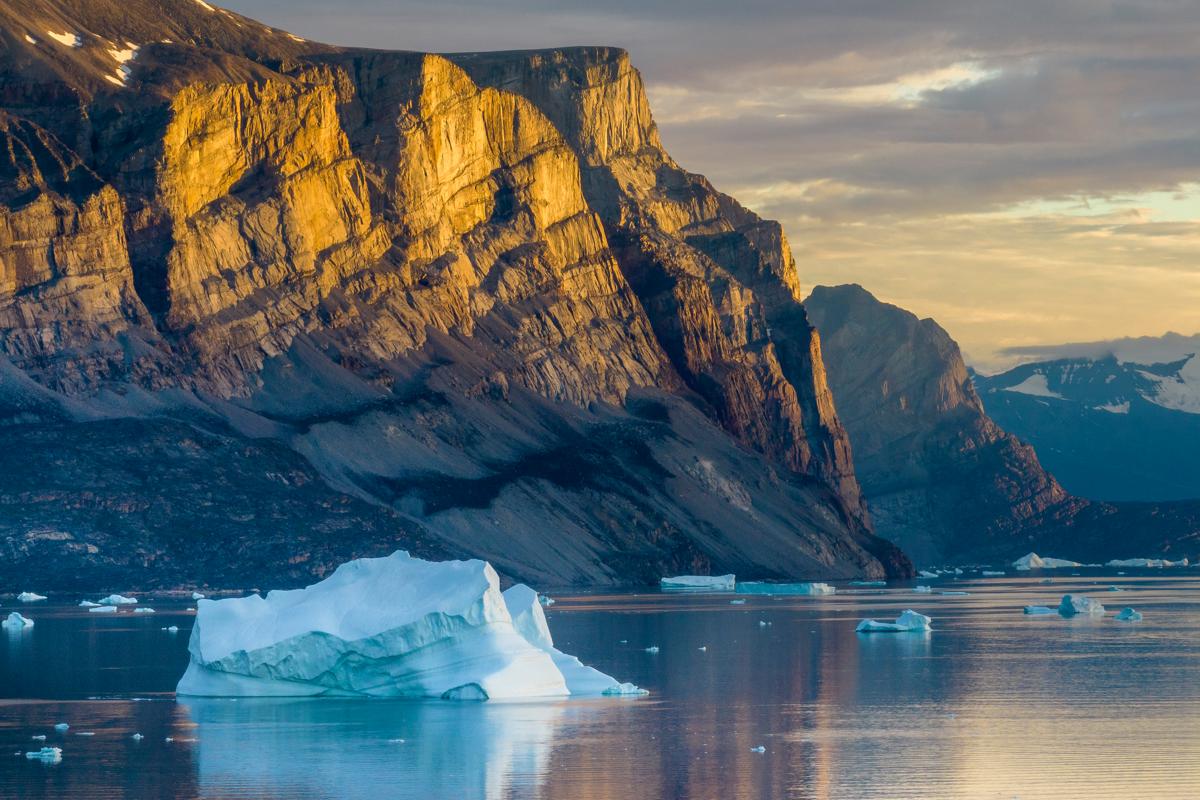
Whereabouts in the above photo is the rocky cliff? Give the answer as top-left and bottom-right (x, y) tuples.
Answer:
(806, 284), (1200, 565)
(0, 0), (907, 589)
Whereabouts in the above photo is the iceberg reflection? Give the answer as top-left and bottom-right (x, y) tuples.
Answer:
(180, 697), (568, 800)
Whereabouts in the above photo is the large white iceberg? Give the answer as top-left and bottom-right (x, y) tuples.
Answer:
(1012, 553), (1083, 570)
(660, 574), (735, 590)
(3, 612), (34, 628)
(176, 551), (641, 700)
(98, 594), (138, 606)
(855, 609), (931, 633)
(736, 581), (834, 595)
(17, 592), (47, 602)
(1058, 594), (1106, 617)
(1106, 557), (1188, 568)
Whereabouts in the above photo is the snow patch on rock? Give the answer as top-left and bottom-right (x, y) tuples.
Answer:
(1004, 373), (1064, 399)
(46, 30), (82, 48)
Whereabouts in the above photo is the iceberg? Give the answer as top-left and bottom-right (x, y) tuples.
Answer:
(2, 612), (33, 628)
(17, 592), (47, 602)
(736, 581), (834, 596)
(78, 600), (102, 608)
(25, 747), (62, 764)
(176, 551), (640, 700)
(660, 574), (735, 591)
(918, 570), (939, 578)
(1023, 606), (1056, 615)
(192, 592), (207, 601)
(1114, 607), (1143, 622)
(1012, 553), (1082, 570)
(54, 723), (69, 732)
(88, 606), (118, 614)
(913, 585), (933, 593)
(1106, 557), (1188, 568)
(855, 609), (931, 633)
(1058, 595), (1106, 617)
(133, 608), (157, 614)
(99, 594), (138, 605)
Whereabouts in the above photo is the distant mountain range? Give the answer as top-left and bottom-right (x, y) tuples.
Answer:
(976, 342), (1200, 501)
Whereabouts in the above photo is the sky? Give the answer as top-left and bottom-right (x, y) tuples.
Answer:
(225, 0), (1200, 371)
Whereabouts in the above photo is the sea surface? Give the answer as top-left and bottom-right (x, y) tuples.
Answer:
(3, 571), (1199, 799)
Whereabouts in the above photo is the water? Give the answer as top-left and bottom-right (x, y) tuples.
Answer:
(3, 573), (1200, 799)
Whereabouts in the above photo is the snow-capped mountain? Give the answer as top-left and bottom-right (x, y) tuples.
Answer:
(975, 348), (1200, 501)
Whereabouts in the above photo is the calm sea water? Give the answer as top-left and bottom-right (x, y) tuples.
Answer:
(3, 572), (1199, 799)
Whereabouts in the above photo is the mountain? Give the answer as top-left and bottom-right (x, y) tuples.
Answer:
(975, 349), (1200, 501)
(0, 0), (909, 589)
(805, 284), (1200, 565)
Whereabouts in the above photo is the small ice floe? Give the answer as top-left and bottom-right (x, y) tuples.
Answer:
(88, 606), (118, 614)
(737, 582), (834, 596)
(758, 620), (772, 627)
(849, 580), (886, 586)
(644, 646), (660, 654)
(697, 646), (707, 651)
(537, 594), (554, 607)
(75, 732), (94, 737)
(660, 574), (736, 591)
(602, 682), (649, 696)
(1013, 553), (1082, 571)
(855, 609), (931, 633)
(25, 747), (61, 764)
(46, 30), (82, 48)
(191, 592), (206, 601)
(17, 592), (46, 603)
(1106, 557), (1188, 568)
(1058, 595), (1105, 617)
(939, 591), (969, 596)
(1114, 607), (1143, 622)
(913, 586), (933, 593)
(918, 570), (939, 578)
(1024, 606), (1056, 615)
(1108, 586), (1123, 592)
(132, 608), (156, 614)
(31, 735), (46, 741)
(131, 733), (144, 741)
(1039, 578), (1054, 584)
(162, 626), (180, 633)
(730, 599), (747, 605)
(54, 723), (68, 733)
(981, 571), (1005, 577)
(387, 738), (406, 744)
(79, 601), (102, 608)
(99, 594), (137, 606)
(750, 745), (766, 753)
(2, 612), (34, 628)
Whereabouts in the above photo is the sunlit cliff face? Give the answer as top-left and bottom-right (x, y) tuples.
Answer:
(225, 0), (1200, 369)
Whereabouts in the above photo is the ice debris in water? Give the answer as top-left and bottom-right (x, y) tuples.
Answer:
(176, 551), (642, 700)
(537, 594), (555, 607)
(1114, 607), (1143, 622)
(17, 592), (46, 602)
(53, 724), (68, 733)
(1023, 606), (1056, 615)
(25, 747), (61, 764)
(660, 574), (736, 591)
(856, 609), (931, 633)
(737, 582), (834, 595)
(602, 682), (650, 696)
(982, 571), (1005, 577)
(1012, 553), (1083, 570)
(1058, 595), (1106, 617)
(88, 606), (118, 614)
(750, 745), (766, 753)
(644, 646), (660, 653)
(913, 586), (933, 593)
(2, 612), (33, 628)
(1039, 578), (1054, 584)
(162, 626), (180, 633)
(1106, 557), (1189, 568)
(99, 594), (137, 606)
(918, 570), (939, 578)
(1108, 586), (1123, 592)
(192, 592), (206, 601)
(730, 599), (747, 605)
(31, 735), (45, 741)
(131, 733), (144, 741)
(939, 591), (969, 596)
(850, 580), (886, 586)
(78, 601), (102, 608)
(132, 608), (156, 614)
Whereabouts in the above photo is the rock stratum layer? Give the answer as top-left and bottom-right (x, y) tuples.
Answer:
(806, 284), (1200, 566)
(0, 0), (909, 589)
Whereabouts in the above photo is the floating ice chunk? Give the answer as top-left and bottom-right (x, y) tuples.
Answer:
(602, 682), (649, 696)
(939, 591), (969, 596)
(1058, 595), (1106, 617)
(79, 600), (102, 608)
(918, 570), (939, 578)
(736, 581), (834, 596)
(1039, 578), (1054, 584)
(750, 745), (766, 753)
(1013, 553), (1082, 570)
(757, 620), (772, 627)
(660, 574), (735, 591)
(2, 612), (33, 628)
(697, 646), (707, 651)
(46, 30), (82, 47)
(25, 747), (61, 763)
(850, 580), (886, 586)
(88, 606), (118, 614)
(99, 594), (137, 606)
(17, 592), (46, 602)
(1114, 607), (1143, 622)
(192, 592), (206, 601)
(163, 626), (180, 633)
(730, 599), (747, 605)
(131, 733), (144, 741)
(54, 724), (68, 733)
(981, 571), (1005, 577)
(1023, 606), (1055, 615)
(1106, 557), (1188, 568)
(31, 735), (46, 740)
(855, 609), (931, 633)
(132, 608), (156, 614)
(644, 645), (660, 653)
(1108, 586), (1123, 592)
(913, 586), (933, 593)
(75, 732), (94, 736)
(177, 551), (634, 700)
